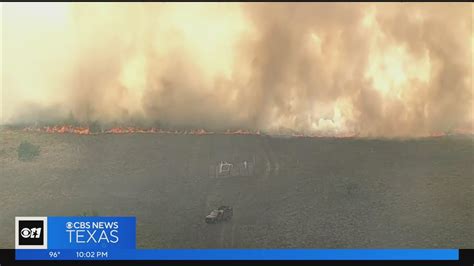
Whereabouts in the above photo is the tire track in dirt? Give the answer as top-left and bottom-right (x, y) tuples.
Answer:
(203, 136), (250, 248)
(259, 136), (279, 181)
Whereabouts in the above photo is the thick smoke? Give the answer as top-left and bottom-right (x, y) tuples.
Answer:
(1, 3), (472, 137)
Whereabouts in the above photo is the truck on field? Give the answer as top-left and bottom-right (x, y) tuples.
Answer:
(205, 206), (233, 224)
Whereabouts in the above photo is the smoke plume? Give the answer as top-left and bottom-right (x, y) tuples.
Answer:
(1, 3), (473, 137)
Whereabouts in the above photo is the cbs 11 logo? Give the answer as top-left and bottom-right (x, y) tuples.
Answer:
(15, 217), (48, 249)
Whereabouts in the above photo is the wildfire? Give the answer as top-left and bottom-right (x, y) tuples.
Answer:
(23, 125), (91, 135)
(429, 128), (474, 138)
(20, 125), (472, 138)
(430, 131), (446, 137)
(223, 129), (261, 135)
(288, 131), (358, 139)
(22, 126), (260, 136)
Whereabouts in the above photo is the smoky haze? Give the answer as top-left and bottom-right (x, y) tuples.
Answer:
(1, 3), (473, 137)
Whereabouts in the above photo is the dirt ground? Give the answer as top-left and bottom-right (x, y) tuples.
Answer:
(1, 130), (473, 248)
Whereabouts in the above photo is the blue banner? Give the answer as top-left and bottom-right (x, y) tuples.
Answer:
(47, 217), (135, 250)
(16, 249), (459, 260)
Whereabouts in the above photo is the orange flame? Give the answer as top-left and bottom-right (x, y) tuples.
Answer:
(430, 131), (445, 137)
(25, 125), (91, 135)
(20, 125), (473, 138)
(22, 126), (261, 136)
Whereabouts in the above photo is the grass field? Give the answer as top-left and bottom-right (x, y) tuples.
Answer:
(1, 130), (473, 248)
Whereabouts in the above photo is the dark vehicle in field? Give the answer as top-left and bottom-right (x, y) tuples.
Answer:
(205, 206), (233, 224)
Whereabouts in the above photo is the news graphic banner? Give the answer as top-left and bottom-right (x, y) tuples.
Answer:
(16, 216), (136, 259)
(47, 217), (135, 250)
(15, 216), (460, 261)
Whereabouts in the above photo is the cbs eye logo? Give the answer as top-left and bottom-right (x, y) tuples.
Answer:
(66, 222), (73, 229)
(20, 227), (42, 238)
(15, 217), (48, 249)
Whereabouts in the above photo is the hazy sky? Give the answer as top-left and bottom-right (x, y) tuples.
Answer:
(1, 3), (473, 137)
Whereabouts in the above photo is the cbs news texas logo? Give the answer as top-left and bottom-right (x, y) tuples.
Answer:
(15, 217), (48, 249)
(16, 216), (135, 250)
